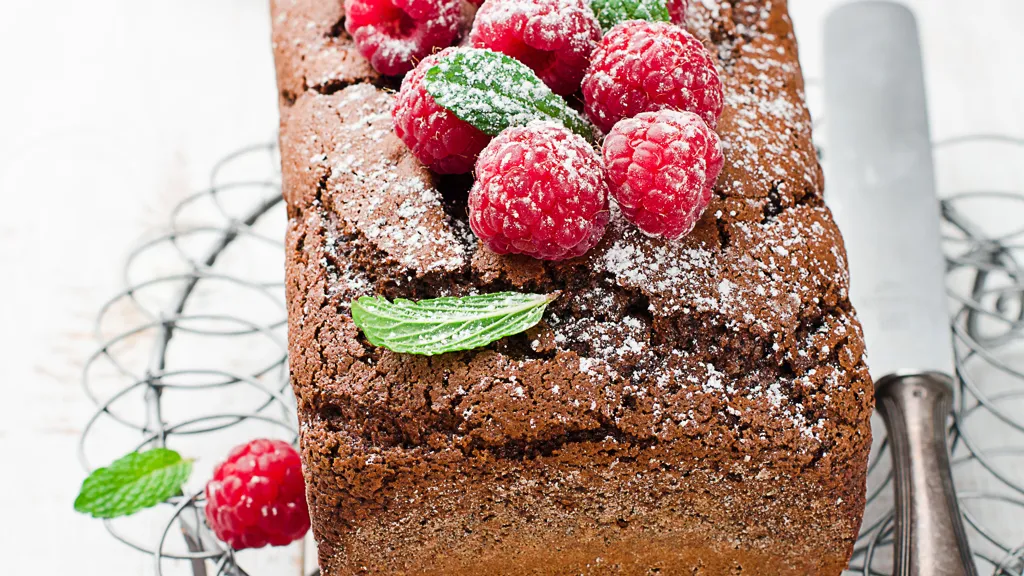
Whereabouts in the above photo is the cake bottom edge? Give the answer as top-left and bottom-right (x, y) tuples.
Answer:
(301, 418), (866, 576)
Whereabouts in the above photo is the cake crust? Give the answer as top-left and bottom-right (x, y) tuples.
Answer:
(271, 0), (379, 108)
(274, 1), (874, 573)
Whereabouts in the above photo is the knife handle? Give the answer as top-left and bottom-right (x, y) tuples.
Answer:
(875, 372), (977, 576)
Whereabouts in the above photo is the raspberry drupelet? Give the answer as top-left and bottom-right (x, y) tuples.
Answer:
(204, 439), (310, 550)
(469, 121), (610, 261)
(469, 0), (602, 96)
(582, 20), (723, 133)
(344, 0), (464, 76)
(392, 48), (492, 174)
(667, 0), (689, 25)
(603, 109), (724, 240)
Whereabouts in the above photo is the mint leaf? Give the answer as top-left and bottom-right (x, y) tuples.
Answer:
(74, 448), (193, 519)
(351, 292), (556, 355)
(424, 48), (596, 144)
(590, 0), (670, 31)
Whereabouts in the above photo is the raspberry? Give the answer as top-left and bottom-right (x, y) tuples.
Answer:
(667, 0), (688, 25)
(603, 110), (724, 239)
(469, 122), (610, 260)
(344, 0), (464, 76)
(393, 48), (492, 174)
(469, 0), (601, 96)
(581, 20), (723, 133)
(205, 439), (310, 550)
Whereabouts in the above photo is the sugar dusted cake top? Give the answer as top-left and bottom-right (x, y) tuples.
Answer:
(276, 1), (873, 572)
(279, 0), (870, 474)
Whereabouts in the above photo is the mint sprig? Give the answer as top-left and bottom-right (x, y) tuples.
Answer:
(590, 0), (670, 31)
(424, 49), (596, 144)
(74, 448), (193, 519)
(351, 292), (556, 355)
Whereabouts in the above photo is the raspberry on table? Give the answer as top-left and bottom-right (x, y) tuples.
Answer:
(469, 121), (610, 261)
(204, 439), (310, 550)
(344, 0), (464, 76)
(602, 109), (724, 240)
(667, 0), (688, 25)
(469, 0), (602, 96)
(581, 20), (723, 133)
(392, 48), (492, 174)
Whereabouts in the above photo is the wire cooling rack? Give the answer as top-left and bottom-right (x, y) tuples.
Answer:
(77, 128), (1024, 574)
(78, 142), (300, 576)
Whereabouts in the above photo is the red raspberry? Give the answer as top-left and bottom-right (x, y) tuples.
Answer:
(667, 0), (688, 25)
(205, 439), (310, 550)
(603, 110), (724, 239)
(469, 0), (602, 96)
(344, 0), (464, 76)
(392, 48), (492, 174)
(581, 20), (723, 133)
(469, 122), (610, 260)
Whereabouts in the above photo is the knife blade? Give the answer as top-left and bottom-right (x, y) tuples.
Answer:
(823, 3), (976, 575)
(824, 2), (950, 380)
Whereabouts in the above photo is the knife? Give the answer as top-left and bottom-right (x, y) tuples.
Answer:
(823, 3), (976, 575)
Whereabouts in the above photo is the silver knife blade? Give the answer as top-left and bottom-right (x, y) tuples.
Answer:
(823, 2), (953, 380)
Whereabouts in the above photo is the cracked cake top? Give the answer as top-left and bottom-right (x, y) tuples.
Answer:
(278, 0), (872, 481)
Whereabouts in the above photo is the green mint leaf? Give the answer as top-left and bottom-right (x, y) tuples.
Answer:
(590, 0), (670, 31)
(351, 292), (556, 355)
(74, 448), (193, 519)
(424, 48), (596, 144)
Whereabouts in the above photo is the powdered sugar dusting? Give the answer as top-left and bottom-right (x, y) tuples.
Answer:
(314, 84), (469, 275)
(427, 48), (594, 140)
(345, 0), (463, 76)
(572, 196), (851, 439)
(284, 0), (864, 456)
(471, 0), (601, 95)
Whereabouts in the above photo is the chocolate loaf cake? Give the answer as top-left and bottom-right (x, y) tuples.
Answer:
(272, 0), (873, 573)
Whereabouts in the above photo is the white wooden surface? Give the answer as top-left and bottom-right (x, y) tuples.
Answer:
(0, 0), (1021, 573)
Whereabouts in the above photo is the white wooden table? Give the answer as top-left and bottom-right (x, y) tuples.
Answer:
(0, 0), (1021, 573)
